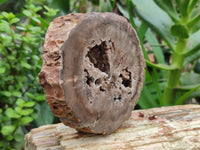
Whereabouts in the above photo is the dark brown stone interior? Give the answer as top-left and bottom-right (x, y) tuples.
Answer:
(86, 41), (110, 74)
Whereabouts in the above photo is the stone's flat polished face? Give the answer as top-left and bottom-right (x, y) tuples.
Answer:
(38, 12), (145, 134)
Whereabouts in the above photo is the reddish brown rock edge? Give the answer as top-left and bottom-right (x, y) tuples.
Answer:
(38, 12), (145, 134)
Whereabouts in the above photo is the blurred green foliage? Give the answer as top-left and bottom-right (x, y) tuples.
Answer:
(0, 0), (200, 149)
(0, 0), (58, 149)
(127, 0), (200, 108)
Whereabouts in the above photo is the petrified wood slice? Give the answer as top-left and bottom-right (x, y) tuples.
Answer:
(38, 12), (145, 134)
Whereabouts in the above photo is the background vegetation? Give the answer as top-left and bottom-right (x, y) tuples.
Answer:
(0, 0), (199, 149)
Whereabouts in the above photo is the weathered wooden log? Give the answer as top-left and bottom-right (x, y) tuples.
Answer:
(25, 105), (200, 150)
(38, 12), (145, 134)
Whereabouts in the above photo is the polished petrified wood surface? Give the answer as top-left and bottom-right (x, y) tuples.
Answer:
(25, 105), (200, 150)
(38, 12), (145, 134)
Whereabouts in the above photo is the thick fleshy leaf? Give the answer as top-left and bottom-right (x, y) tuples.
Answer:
(99, 0), (113, 12)
(34, 103), (54, 126)
(154, 0), (179, 22)
(132, 0), (176, 50)
(138, 85), (159, 109)
(146, 60), (178, 71)
(50, 0), (70, 13)
(146, 30), (165, 64)
(146, 30), (166, 78)
(184, 50), (200, 65)
(117, 3), (129, 19)
(187, 14), (200, 30)
(138, 22), (148, 41)
(175, 0), (190, 18)
(187, 0), (199, 13)
(185, 30), (200, 56)
(194, 60), (200, 73)
(175, 84), (200, 105)
(180, 72), (200, 88)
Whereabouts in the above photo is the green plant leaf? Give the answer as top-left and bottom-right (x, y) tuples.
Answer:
(22, 10), (32, 17)
(19, 116), (33, 126)
(154, 0), (179, 22)
(175, 84), (200, 105)
(0, 21), (11, 33)
(2, 36), (12, 46)
(1, 125), (15, 136)
(43, 6), (58, 17)
(20, 61), (32, 69)
(24, 101), (35, 107)
(12, 91), (22, 97)
(184, 30), (200, 56)
(152, 68), (164, 105)
(15, 106), (22, 114)
(16, 26), (26, 31)
(146, 60), (178, 71)
(0, 0), (7, 5)
(10, 18), (20, 24)
(37, 17), (49, 28)
(99, 0), (113, 12)
(180, 72), (200, 87)
(14, 133), (24, 142)
(138, 22), (148, 41)
(187, 14), (200, 30)
(194, 60), (200, 73)
(146, 30), (165, 64)
(187, 0), (199, 13)
(117, 3), (129, 19)
(175, 0), (190, 19)
(35, 94), (45, 101)
(26, 92), (35, 99)
(170, 24), (189, 38)
(20, 109), (34, 116)
(34, 102), (54, 126)
(1, 91), (12, 97)
(50, 0), (70, 13)
(132, 0), (176, 50)
(0, 67), (6, 74)
(184, 50), (200, 65)
(16, 98), (25, 107)
(138, 85), (159, 109)
(29, 4), (42, 12)
(2, 12), (15, 19)
(146, 30), (166, 78)
(6, 108), (20, 119)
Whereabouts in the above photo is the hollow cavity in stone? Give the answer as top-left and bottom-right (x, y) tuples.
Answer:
(86, 41), (110, 74)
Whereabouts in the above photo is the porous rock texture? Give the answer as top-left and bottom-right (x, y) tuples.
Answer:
(38, 12), (145, 134)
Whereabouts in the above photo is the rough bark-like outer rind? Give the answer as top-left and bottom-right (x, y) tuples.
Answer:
(39, 12), (145, 134)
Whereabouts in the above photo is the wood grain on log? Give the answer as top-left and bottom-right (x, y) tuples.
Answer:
(38, 13), (145, 134)
(25, 105), (200, 150)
